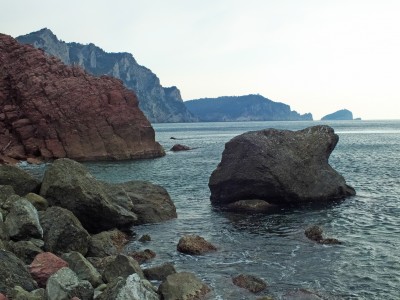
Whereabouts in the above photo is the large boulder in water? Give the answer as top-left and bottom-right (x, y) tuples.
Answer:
(40, 158), (138, 233)
(209, 125), (355, 208)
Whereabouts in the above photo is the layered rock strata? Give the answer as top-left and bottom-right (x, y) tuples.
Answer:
(0, 33), (164, 163)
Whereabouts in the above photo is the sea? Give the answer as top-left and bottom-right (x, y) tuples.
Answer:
(22, 120), (400, 300)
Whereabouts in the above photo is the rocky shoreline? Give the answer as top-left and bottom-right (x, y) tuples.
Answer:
(0, 158), (213, 300)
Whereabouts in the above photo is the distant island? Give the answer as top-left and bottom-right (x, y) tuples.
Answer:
(185, 94), (313, 122)
(321, 109), (353, 121)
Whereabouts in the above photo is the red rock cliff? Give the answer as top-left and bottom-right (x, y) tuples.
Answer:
(0, 34), (165, 163)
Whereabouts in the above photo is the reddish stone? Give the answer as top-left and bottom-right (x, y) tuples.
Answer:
(0, 34), (165, 163)
(29, 252), (68, 287)
(0, 293), (9, 300)
(177, 234), (217, 255)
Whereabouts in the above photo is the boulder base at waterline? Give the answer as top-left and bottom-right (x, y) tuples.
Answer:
(209, 125), (355, 208)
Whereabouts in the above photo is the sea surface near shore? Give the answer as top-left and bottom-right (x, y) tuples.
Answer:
(22, 120), (400, 299)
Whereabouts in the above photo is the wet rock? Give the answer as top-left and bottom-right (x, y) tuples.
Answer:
(105, 180), (177, 225)
(170, 144), (192, 151)
(29, 252), (68, 287)
(87, 229), (128, 258)
(305, 225), (342, 245)
(5, 199), (43, 241)
(0, 250), (38, 295)
(0, 165), (40, 196)
(232, 274), (267, 293)
(39, 206), (90, 255)
(102, 254), (144, 283)
(0, 33), (164, 162)
(158, 272), (211, 300)
(225, 199), (277, 213)
(40, 158), (137, 233)
(46, 267), (93, 300)
(138, 234), (151, 242)
(8, 240), (43, 264)
(129, 249), (156, 264)
(62, 251), (103, 288)
(177, 234), (217, 255)
(209, 126), (355, 208)
(24, 193), (48, 211)
(143, 262), (176, 281)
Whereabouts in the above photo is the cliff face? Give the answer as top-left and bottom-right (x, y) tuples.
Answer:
(321, 109), (353, 121)
(17, 28), (197, 123)
(185, 95), (313, 122)
(0, 33), (165, 163)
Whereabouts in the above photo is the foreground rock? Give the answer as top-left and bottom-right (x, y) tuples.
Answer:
(0, 33), (164, 163)
(209, 126), (355, 209)
(39, 206), (91, 255)
(158, 272), (211, 300)
(305, 225), (342, 245)
(0, 250), (38, 295)
(232, 274), (267, 293)
(46, 267), (93, 300)
(103, 180), (177, 225)
(0, 165), (40, 196)
(87, 229), (129, 257)
(40, 158), (138, 233)
(102, 254), (144, 283)
(177, 235), (217, 255)
(143, 263), (176, 281)
(29, 252), (68, 287)
(97, 273), (158, 300)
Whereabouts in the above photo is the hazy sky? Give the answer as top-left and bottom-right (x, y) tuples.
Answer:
(1, 0), (399, 120)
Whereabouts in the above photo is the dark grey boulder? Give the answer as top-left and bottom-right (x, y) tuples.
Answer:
(8, 286), (46, 300)
(87, 229), (128, 258)
(46, 267), (93, 300)
(5, 199), (43, 241)
(62, 251), (103, 288)
(0, 250), (38, 295)
(143, 262), (176, 281)
(39, 206), (90, 255)
(0, 165), (41, 196)
(103, 180), (177, 225)
(8, 240), (43, 264)
(102, 254), (144, 283)
(209, 125), (355, 207)
(40, 158), (137, 233)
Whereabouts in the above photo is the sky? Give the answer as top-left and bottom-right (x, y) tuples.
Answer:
(1, 0), (399, 120)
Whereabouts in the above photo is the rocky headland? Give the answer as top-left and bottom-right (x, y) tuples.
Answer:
(209, 125), (355, 211)
(0, 33), (165, 163)
(185, 94), (313, 122)
(17, 28), (197, 123)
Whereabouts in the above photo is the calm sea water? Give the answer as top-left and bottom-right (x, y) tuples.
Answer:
(23, 120), (400, 299)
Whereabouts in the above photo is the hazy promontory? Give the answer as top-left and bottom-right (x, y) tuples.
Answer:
(17, 28), (197, 123)
(185, 94), (313, 122)
(321, 109), (353, 121)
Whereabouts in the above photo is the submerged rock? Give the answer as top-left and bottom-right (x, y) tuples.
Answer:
(170, 144), (192, 151)
(232, 274), (267, 293)
(177, 234), (217, 255)
(209, 126), (355, 208)
(305, 225), (342, 245)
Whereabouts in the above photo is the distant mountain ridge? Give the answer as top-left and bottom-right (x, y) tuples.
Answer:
(17, 28), (197, 123)
(185, 95), (313, 122)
